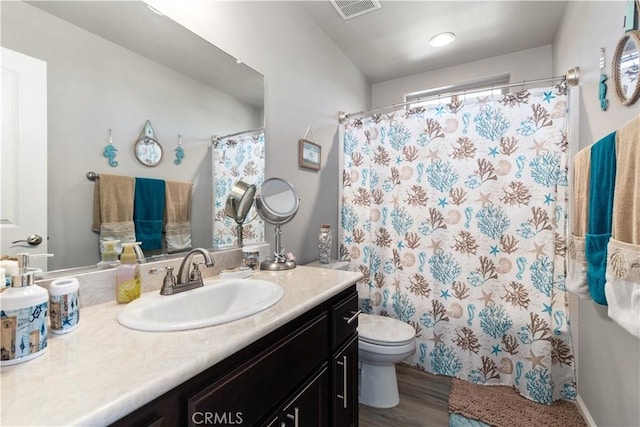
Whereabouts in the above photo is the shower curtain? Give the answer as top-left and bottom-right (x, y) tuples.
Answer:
(340, 86), (576, 404)
(212, 131), (265, 247)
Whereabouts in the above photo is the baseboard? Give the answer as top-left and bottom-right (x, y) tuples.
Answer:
(576, 394), (597, 427)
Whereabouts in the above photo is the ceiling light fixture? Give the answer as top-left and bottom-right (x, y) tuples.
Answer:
(429, 32), (456, 47)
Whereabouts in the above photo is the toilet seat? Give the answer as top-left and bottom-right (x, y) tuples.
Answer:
(358, 313), (416, 346)
(359, 338), (416, 355)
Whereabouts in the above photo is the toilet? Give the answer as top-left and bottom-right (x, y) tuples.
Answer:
(305, 260), (416, 408)
(358, 313), (416, 408)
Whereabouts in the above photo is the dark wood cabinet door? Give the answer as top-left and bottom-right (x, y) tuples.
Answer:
(280, 366), (329, 427)
(332, 334), (359, 427)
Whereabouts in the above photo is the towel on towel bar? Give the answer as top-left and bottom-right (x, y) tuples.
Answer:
(585, 131), (617, 305)
(165, 180), (193, 253)
(611, 116), (640, 245)
(567, 146), (591, 299)
(92, 174), (136, 254)
(605, 116), (640, 338)
(133, 177), (166, 250)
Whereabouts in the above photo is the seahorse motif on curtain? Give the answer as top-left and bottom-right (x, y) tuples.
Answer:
(340, 87), (576, 403)
(212, 132), (265, 247)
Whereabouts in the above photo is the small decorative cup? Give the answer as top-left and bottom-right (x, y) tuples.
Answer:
(49, 277), (80, 334)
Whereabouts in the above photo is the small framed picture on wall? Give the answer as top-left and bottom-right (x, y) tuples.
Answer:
(299, 139), (321, 170)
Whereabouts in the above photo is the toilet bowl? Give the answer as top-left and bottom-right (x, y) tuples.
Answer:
(358, 313), (416, 408)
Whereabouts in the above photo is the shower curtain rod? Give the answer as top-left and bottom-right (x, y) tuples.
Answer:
(338, 67), (580, 123)
(211, 127), (264, 144)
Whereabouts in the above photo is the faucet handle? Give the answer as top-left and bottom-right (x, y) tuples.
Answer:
(189, 261), (203, 282)
(151, 266), (177, 295)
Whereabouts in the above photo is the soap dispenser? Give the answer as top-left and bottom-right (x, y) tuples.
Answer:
(116, 242), (142, 304)
(0, 253), (49, 366)
(98, 240), (120, 269)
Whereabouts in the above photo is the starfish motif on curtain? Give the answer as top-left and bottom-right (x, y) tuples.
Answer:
(530, 242), (547, 258)
(478, 290), (495, 306)
(427, 239), (443, 252)
(426, 148), (441, 162)
(531, 139), (549, 155)
(475, 191), (492, 206)
(526, 349), (547, 369)
(430, 332), (444, 346)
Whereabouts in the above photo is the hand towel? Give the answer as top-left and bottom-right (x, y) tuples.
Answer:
(605, 116), (640, 338)
(605, 238), (640, 338)
(92, 174), (136, 255)
(585, 131), (616, 305)
(611, 116), (640, 245)
(165, 180), (193, 253)
(92, 174), (135, 231)
(567, 146), (591, 299)
(133, 177), (166, 251)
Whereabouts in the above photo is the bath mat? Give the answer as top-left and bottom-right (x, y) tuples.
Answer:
(448, 378), (587, 427)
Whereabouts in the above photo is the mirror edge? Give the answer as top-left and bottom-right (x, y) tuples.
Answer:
(612, 30), (640, 106)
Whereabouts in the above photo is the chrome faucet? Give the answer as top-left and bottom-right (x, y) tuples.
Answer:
(156, 248), (215, 296)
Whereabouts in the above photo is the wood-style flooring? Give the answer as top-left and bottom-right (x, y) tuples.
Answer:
(359, 364), (452, 427)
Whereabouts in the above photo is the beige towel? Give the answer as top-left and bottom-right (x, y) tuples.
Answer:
(165, 180), (193, 253)
(164, 180), (192, 224)
(567, 146), (592, 299)
(572, 146), (591, 237)
(92, 174), (135, 231)
(611, 116), (640, 245)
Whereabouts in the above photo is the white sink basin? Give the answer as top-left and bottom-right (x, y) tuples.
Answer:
(117, 278), (284, 332)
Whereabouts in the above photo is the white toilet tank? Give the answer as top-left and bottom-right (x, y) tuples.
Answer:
(306, 260), (350, 270)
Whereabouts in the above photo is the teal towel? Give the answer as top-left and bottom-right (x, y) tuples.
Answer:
(585, 233), (610, 304)
(134, 177), (166, 250)
(585, 131), (616, 305)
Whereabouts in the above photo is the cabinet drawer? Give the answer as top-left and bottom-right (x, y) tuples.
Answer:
(332, 291), (359, 348)
(188, 313), (328, 427)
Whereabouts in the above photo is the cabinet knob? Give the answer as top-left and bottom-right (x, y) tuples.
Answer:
(343, 310), (361, 324)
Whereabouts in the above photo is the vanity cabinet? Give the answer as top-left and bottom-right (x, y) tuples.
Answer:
(262, 365), (329, 427)
(330, 291), (359, 427)
(110, 285), (358, 427)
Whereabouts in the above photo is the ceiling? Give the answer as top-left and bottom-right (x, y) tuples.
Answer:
(27, 1), (264, 109)
(300, 1), (569, 83)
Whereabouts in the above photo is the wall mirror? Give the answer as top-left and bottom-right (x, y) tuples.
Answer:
(612, 30), (640, 106)
(1, 1), (264, 272)
(134, 138), (163, 167)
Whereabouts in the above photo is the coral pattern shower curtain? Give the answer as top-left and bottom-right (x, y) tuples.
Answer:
(212, 131), (265, 247)
(340, 87), (576, 403)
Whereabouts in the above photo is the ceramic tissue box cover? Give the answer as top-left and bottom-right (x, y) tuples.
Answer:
(0, 301), (48, 365)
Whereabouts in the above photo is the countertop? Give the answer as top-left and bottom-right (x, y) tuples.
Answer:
(0, 266), (363, 426)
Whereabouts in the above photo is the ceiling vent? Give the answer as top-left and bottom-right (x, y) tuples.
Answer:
(330, 0), (381, 20)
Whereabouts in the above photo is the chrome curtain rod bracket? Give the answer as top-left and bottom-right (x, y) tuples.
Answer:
(211, 127), (265, 146)
(340, 67), (580, 122)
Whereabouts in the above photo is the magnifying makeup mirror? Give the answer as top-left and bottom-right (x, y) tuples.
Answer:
(224, 180), (257, 246)
(256, 178), (300, 270)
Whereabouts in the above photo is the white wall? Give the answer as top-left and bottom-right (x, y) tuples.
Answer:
(2, 2), (262, 270)
(553, 2), (640, 426)
(372, 45), (552, 107)
(146, 0), (370, 264)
